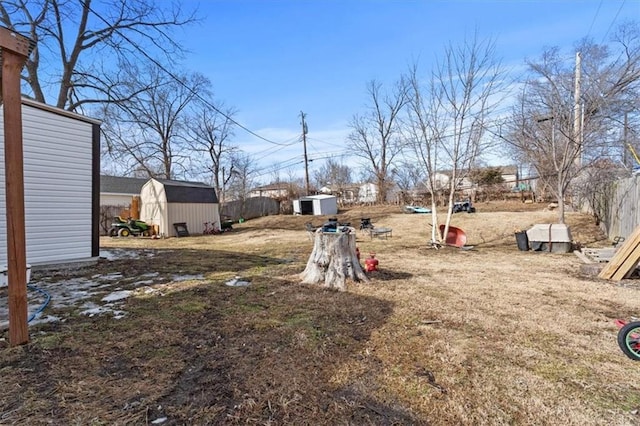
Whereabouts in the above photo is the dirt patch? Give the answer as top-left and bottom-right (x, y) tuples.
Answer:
(1, 204), (639, 425)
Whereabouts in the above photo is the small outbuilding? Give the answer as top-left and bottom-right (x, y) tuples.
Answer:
(0, 99), (100, 267)
(293, 195), (338, 216)
(140, 178), (220, 237)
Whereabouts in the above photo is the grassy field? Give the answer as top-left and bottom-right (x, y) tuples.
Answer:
(1, 202), (640, 425)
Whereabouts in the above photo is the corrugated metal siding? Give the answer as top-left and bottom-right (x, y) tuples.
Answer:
(167, 203), (219, 236)
(0, 103), (94, 265)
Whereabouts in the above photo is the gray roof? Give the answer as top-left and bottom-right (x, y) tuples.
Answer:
(154, 179), (219, 204)
(100, 175), (148, 195)
(101, 176), (219, 204)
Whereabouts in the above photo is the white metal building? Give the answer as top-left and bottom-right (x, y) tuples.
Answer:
(140, 178), (220, 237)
(0, 99), (101, 266)
(293, 195), (338, 216)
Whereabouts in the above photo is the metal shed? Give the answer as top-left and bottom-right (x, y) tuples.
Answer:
(0, 99), (100, 266)
(140, 178), (220, 237)
(293, 195), (338, 216)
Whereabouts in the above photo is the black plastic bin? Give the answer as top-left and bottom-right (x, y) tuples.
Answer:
(515, 231), (529, 251)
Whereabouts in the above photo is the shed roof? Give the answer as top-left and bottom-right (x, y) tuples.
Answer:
(300, 194), (336, 200)
(100, 175), (148, 195)
(154, 178), (219, 204)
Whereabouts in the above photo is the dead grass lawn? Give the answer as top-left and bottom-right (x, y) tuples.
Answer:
(1, 201), (639, 425)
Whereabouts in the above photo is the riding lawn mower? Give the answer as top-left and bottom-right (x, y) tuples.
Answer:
(109, 216), (152, 237)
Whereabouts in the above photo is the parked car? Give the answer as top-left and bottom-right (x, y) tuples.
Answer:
(403, 205), (432, 214)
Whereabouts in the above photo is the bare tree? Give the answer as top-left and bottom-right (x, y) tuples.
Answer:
(102, 64), (210, 179)
(347, 79), (409, 204)
(406, 34), (504, 244)
(313, 158), (353, 192)
(187, 101), (238, 203)
(226, 152), (257, 203)
(505, 23), (640, 223)
(0, 0), (197, 111)
(392, 160), (426, 205)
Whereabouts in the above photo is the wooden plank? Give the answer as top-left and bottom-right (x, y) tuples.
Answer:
(599, 226), (640, 278)
(599, 225), (640, 280)
(611, 245), (640, 281)
(0, 27), (32, 56)
(2, 49), (29, 346)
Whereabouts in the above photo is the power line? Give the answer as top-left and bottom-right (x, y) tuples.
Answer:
(586, 0), (604, 39)
(602, 0), (627, 43)
(86, 4), (291, 147)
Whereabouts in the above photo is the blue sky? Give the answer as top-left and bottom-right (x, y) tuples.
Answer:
(176, 0), (638, 180)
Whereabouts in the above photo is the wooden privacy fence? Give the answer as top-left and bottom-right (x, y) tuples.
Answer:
(603, 174), (640, 240)
(221, 197), (280, 221)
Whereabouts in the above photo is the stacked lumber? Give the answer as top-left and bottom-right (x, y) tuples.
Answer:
(598, 225), (640, 281)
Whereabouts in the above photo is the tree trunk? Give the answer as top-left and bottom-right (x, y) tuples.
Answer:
(300, 228), (369, 291)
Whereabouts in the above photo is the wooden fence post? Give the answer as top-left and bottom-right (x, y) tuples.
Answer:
(1, 27), (34, 346)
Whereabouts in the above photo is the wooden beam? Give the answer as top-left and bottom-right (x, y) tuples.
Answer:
(2, 48), (29, 346)
(598, 225), (640, 281)
(0, 27), (32, 56)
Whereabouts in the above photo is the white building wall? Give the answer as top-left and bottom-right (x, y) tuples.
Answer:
(101, 194), (133, 206)
(0, 102), (96, 265)
(167, 203), (219, 236)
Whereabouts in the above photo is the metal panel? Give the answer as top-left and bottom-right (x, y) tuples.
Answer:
(167, 203), (220, 237)
(0, 102), (94, 265)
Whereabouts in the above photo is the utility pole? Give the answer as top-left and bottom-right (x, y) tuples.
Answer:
(623, 111), (629, 167)
(300, 111), (310, 195)
(573, 51), (582, 167)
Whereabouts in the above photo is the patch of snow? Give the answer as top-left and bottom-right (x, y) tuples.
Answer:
(97, 273), (124, 281)
(99, 248), (157, 261)
(79, 302), (126, 318)
(172, 274), (205, 282)
(225, 276), (251, 287)
(151, 418), (167, 424)
(102, 290), (132, 302)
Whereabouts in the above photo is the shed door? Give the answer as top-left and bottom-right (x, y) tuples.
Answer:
(300, 200), (313, 215)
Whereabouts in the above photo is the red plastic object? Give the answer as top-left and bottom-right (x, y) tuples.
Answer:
(365, 253), (379, 272)
(439, 224), (467, 248)
(615, 319), (628, 329)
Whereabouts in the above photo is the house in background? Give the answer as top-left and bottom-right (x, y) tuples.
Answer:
(248, 183), (292, 199)
(100, 175), (148, 207)
(0, 99), (100, 267)
(140, 178), (220, 237)
(319, 182), (399, 204)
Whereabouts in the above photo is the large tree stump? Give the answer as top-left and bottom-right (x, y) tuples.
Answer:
(300, 227), (369, 291)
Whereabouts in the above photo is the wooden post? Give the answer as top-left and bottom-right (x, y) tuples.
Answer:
(131, 196), (140, 219)
(1, 27), (33, 346)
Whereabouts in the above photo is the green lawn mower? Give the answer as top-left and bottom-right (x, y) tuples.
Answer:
(108, 216), (152, 237)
